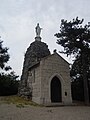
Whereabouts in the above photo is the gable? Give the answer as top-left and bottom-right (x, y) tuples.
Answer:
(41, 52), (69, 67)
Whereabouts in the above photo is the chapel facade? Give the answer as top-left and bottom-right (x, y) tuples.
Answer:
(19, 23), (72, 105)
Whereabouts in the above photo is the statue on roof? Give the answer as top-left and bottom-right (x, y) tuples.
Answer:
(35, 23), (42, 37)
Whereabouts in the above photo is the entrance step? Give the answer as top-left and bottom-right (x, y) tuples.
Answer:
(44, 103), (64, 107)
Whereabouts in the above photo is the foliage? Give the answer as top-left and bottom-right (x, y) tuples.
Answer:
(70, 51), (90, 81)
(0, 38), (19, 96)
(71, 76), (84, 101)
(55, 17), (90, 103)
(0, 39), (11, 71)
(70, 54), (90, 101)
(0, 72), (19, 96)
(55, 17), (90, 56)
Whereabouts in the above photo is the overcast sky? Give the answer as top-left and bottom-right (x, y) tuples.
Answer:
(0, 0), (90, 77)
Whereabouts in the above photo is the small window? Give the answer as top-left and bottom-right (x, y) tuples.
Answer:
(65, 92), (67, 96)
(33, 69), (35, 83)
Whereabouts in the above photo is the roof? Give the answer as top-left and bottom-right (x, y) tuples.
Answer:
(41, 52), (70, 65)
(28, 62), (40, 70)
(28, 52), (69, 70)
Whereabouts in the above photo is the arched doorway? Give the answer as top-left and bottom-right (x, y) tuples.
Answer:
(51, 76), (62, 102)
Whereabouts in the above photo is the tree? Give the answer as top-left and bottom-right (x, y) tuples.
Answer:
(0, 38), (19, 96)
(70, 53), (90, 101)
(0, 72), (19, 96)
(70, 50), (90, 101)
(0, 38), (11, 71)
(55, 17), (90, 104)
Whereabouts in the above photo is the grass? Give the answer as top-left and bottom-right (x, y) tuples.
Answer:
(0, 95), (40, 107)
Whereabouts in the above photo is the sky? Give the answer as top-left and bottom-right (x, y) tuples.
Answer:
(0, 0), (90, 77)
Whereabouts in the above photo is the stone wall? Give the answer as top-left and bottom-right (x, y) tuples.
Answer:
(19, 40), (50, 98)
(28, 52), (72, 105)
(39, 53), (72, 105)
(27, 65), (41, 103)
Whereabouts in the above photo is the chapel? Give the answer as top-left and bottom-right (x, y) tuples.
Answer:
(19, 23), (72, 105)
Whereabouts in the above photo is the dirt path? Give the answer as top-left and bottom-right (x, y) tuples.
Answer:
(0, 103), (90, 120)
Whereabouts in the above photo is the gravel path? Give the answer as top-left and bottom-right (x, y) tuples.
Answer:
(0, 104), (90, 120)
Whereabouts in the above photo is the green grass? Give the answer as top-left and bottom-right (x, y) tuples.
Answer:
(0, 95), (40, 107)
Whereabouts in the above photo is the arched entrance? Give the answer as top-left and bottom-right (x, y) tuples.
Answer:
(51, 76), (62, 102)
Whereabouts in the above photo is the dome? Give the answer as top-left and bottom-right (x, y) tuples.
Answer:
(25, 40), (50, 67)
(21, 40), (50, 82)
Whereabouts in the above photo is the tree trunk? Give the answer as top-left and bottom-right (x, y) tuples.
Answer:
(82, 53), (89, 105)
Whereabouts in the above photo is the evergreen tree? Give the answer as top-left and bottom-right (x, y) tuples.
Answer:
(0, 37), (19, 95)
(70, 53), (90, 101)
(0, 38), (11, 71)
(0, 72), (19, 95)
(55, 17), (90, 104)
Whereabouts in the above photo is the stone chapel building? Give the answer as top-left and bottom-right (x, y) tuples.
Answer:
(19, 23), (72, 105)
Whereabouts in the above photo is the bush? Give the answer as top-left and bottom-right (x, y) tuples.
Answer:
(0, 73), (19, 96)
(71, 78), (90, 102)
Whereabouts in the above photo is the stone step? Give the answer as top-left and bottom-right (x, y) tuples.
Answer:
(44, 103), (64, 107)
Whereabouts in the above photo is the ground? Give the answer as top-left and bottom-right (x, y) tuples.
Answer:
(0, 96), (90, 120)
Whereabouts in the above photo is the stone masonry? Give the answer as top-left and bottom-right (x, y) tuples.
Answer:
(28, 52), (72, 105)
